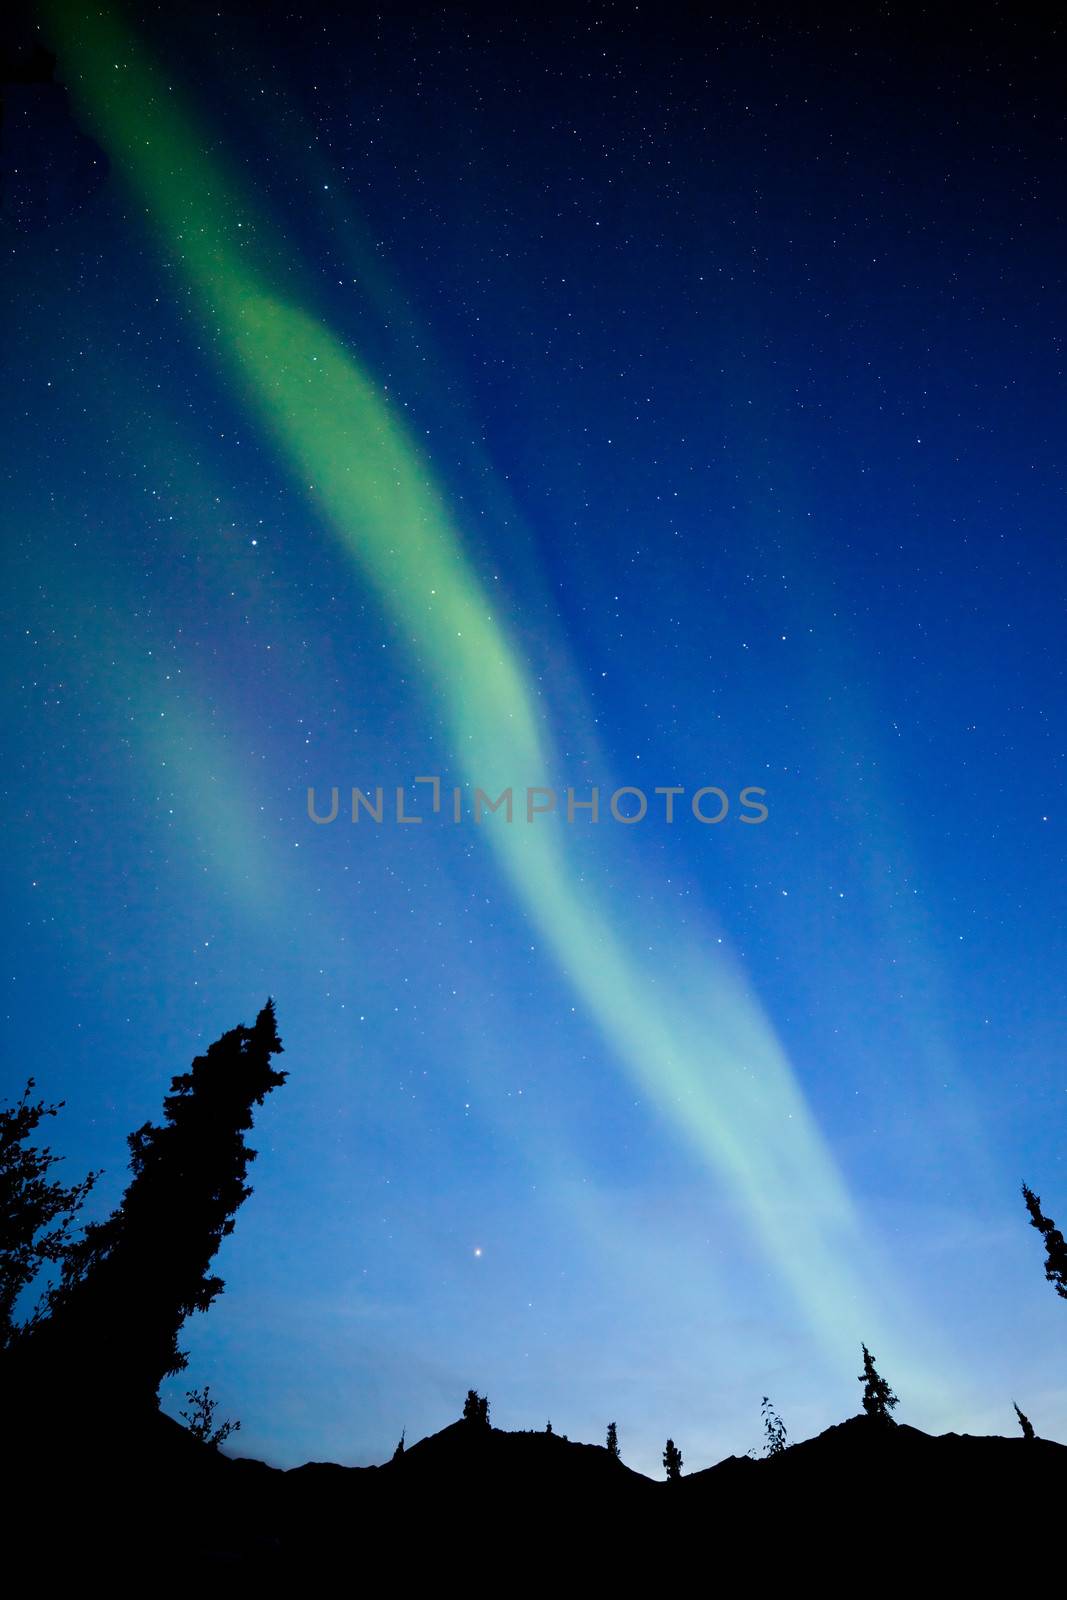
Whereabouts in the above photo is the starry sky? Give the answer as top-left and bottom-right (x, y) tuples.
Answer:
(2, 2), (1065, 1476)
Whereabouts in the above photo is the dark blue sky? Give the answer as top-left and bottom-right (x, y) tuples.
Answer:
(2, 1), (1065, 1474)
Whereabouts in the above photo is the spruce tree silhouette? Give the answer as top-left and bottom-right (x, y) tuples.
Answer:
(462, 1389), (490, 1426)
(25, 999), (285, 1412)
(761, 1395), (787, 1456)
(858, 1344), (899, 1423)
(0, 1078), (99, 1354)
(1013, 1402), (1036, 1441)
(179, 1384), (240, 1449)
(1022, 1183), (1067, 1299)
(606, 1420), (620, 1458)
(663, 1438), (683, 1480)
(393, 1431), (406, 1459)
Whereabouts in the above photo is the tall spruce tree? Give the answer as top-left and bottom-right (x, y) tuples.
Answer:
(27, 1000), (285, 1407)
(1022, 1184), (1067, 1300)
(606, 1420), (620, 1458)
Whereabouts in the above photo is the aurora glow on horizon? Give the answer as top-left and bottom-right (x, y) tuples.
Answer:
(3, 2), (1065, 1475)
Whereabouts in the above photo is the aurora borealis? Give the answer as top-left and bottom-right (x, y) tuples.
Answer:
(3, 3), (1065, 1474)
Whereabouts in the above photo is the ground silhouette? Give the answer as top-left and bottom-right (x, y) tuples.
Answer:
(8, 1400), (1066, 1579)
(4, 1009), (1067, 1578)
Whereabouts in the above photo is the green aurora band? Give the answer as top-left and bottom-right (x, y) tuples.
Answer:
(44, 0), (941, 1388)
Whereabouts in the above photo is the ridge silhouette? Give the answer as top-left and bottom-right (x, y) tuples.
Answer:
(2, 1003), (1066, 1578)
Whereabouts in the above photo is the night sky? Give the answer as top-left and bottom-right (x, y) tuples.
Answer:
(2, 2), (1065, 1476)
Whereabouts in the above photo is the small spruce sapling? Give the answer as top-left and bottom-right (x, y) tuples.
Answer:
(463, 1389), (490, 1426)
(761, 1395), (788, 1456)
(858, 1344), (899, 1424)
(180, 1384), (240, 1449)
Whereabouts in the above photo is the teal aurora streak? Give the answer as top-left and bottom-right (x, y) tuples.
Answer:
(42, 0), (940, 1395)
